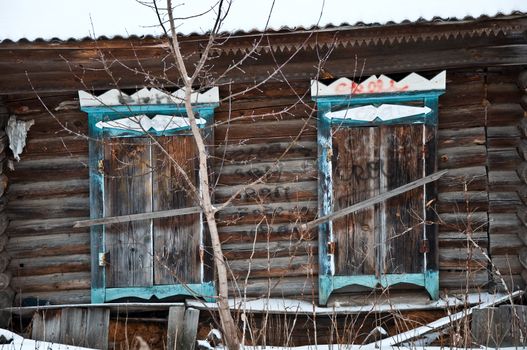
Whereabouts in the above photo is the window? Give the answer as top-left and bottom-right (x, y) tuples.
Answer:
(312, 72), (445, 305)
(80, 88), (219, 303)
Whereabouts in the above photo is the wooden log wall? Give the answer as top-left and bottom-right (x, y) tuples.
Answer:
(0, 98), (13, 325)
(3, 67), (526, 306)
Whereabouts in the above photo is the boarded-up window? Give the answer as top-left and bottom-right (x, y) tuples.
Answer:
(331, 124), (427, 277)
(83, 109), (216, 303)
(314, 88), (443, 305)
(103, 136), (202, 288)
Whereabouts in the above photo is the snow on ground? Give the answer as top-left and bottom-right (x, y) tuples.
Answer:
(1, 0), (527, 41)
(0, 329), (95, 350)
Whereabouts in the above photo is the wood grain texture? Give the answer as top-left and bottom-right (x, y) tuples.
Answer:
(153, 136), (201, 285)
(382, 125), (425, 274)
(332, 127), (379, 276)
(104, 138), (153, 288)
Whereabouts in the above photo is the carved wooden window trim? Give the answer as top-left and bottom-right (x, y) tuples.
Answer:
(79, 88), (218, 303)
(312, 72), (445, 305)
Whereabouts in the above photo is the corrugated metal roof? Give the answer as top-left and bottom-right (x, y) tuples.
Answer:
(0, 0), (526, 43)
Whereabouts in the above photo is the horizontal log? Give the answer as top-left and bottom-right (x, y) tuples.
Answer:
(438, 106), (486, 129)
(215, 102), (313, 123)
(8, 217), (88, 236)
(438, 231), (488, 247)
(218, 201), (317, 225)
(487, 125), (521, 138)
(227, 255), (314, 279)
(218, 223), (316, 244)
(216, 159), (317, 185)
(489, 213), (524, 235)
(438, 212), (488, 233)
(437, 127), (485, 148)
(439, 248), (488, 269)
(8, 195), (89, 220)
(437, 191), (488, 213)
(215, 119), (316, 144)
(7, 179), (89, 200)
(437, 166), (487, 192)
(223, 241), (317, 260)
(14, 289), (91, 306)
(439, 270), (488, 290)
(24, 135), (88, 158)
(488, 191), (522, 212)
(7, 232), (90, 258)
(11, 272), (91, 293)
(214, 181), (317, 205)
(489, 234), (524, 255)
(486, 83), (522, 104)
(488, 170), (521, 191)
(439, 81), (484, 107)
(9, 254), (90, 277)
(438, 146), (486, 169)
(491, 255), (524, 274)
(487, 103), (524, 127)
(494, 274), (525, 292)
(488, 149), (521, 171)
(228, 276), (315, 298)
(215, 141), (316, 163)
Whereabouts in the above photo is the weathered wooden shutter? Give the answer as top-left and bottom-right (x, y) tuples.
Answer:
(332, 125), (426, 278)
(104, 138), (153, 288)
(103, 136), (202, 290)
(152, 136), (201, 285)
(312, 72), (445, 305)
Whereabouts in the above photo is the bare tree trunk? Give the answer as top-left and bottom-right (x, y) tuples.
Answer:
(164, 1), (240, 348)
(183, 90), (240, 349)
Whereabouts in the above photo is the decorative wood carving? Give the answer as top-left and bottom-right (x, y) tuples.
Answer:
(95, 114), (205, 132)
(325, 104), (431, 122)
(79, 87), (219, 107)
(311, 71), (446, 97)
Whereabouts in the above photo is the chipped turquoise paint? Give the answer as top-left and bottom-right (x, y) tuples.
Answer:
(82, 103), (218, 303)
(105, 282), (216, 303)
(314, 89), (444, 305)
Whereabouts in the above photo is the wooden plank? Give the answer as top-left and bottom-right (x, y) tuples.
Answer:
(59, 308), (86, 346)
(177, 309), (199, 350)
(153, 136), (201, 285)
(332, 127), (378, 276)
(104, 138), (153, 288)
(85, 308), (110, 350)
(303, 170), (447, 231)
(167, 306), (185, 350)
(437, 127), (485, 148)
(9, 254), (90, 277)
(382, 124), (424, 274)
(437, 166), (487, 192)
(11, 272), (90, 292)
(438, 145), (486, 169)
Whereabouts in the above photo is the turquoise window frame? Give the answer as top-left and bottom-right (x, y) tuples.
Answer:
(81, 103), (218, 303)
(313, 90), (444, 305)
